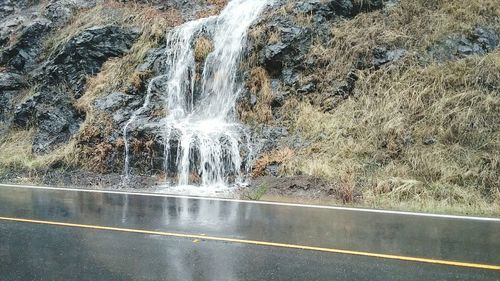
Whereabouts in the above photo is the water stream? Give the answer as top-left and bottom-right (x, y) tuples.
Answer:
(123, 0), (271, 190)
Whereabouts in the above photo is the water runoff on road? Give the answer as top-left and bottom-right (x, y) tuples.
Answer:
(123, 0), (272, 195)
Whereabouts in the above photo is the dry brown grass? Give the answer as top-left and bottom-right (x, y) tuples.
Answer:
(196, 0), (228, 18)
(0, 1), (183, 174)
(309, 0), (500, 83)
(44, 1), (181, 56)
(252, 147), (294, 177)
(57, 2), (181, 172)
(283, 52), (500, 215)
(73, 2), (182, 110)
(272, 0), (500, 214)
(239, 67), (274, 124)
(0, 129), (79, 173)
(194, 37), (213, 62)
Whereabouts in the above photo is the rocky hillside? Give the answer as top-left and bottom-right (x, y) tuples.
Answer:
(0, 0), (498, 215)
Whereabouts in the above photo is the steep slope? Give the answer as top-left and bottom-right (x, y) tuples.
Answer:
(0, 0), (498, 215)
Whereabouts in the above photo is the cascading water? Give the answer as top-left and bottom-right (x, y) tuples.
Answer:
(123, 0), (271, 189)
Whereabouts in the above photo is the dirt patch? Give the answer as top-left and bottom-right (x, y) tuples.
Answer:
(248, 175), (335, 199)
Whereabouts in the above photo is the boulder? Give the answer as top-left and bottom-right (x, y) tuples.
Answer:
(33, 103), (84, 153)
(40, 25), (141, 98)
(12, 88), (84, 153)
(94, 92), (134, 113)
(429, 27), (499, 62)
(294, 0), (354, 22)
(257, 17), (312, 80)
(372, 47), (406, 68)
(0, 19), (52, 71)
(0, 72), (26, 90)
(0, 90), (18, 123)
(44, 0), (99, 26)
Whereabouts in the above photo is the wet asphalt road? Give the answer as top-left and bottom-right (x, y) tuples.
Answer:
(0, 184), (499, 280)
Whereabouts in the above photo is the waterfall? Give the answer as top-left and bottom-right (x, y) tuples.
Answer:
(123, 0), (271, 188)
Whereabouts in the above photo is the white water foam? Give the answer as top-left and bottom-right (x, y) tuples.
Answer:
(123, 0), (271, 192)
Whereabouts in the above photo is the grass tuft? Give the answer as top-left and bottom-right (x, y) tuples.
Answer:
(266, 0), (500, 215)
(0, 129), (79, 174)
(253, 147), (294, 177)
(194, 37), (213, 62)
(240, 67), (274, 124)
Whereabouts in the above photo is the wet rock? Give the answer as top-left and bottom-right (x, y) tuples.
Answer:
(94, 92), (134, 112)
(44, 0), (99, 26)
(41, 25), (141, 98)
(250, 94), (258, 106)
(265, 164), (280, 177)
(0, 12), (29, 48)
(372, 47), (405, 68)
(254, 125), (289, 152)
(136, 48), (164, 73)
(0, 90), (18, 123)
(251, 0), (385, 90)
(33, 104), (84, 153)
(0, 71), (26, 125)
(12, 88), (84, 153)
(429, 27), (499, 62)
(2, 0), (35, 10)
(0, 0), (17, 18)
(294, 0), (354, 22)
(472, 28), (498, 52)
(0, 72), (26, 90)
(12, 94), (39, 128)
(271, 91), (286, 108)
(260, 42), (289, 75)
(257, 17), (312, 79)
(281, 68), (301, 86)
(0, 19), (52, 71)
(423, 136), (437, 145)
(297, 82), (316, 94)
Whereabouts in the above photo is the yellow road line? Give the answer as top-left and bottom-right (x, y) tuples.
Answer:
(1, 216), (499, 271)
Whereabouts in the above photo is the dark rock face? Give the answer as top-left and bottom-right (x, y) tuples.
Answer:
(25, 24), (140, 152)
(429, 27), (499, 62)
(258, 18), (312, 82)
(7, 24), (140, 153)
(44, 0), (99, 26)
(0, 90), (18, 125)
(252, 0), (386, 87)
(0, 0), (98, 72)
(0, 71), (26, 126)
(94, 92), (134, 113)
(12, 88), (85, 153)
(41, 26), (140, 98)
(239, 0), (390, 175)
(0, 0), (35, 19)
(1, 19), (51, 71)
(253, 125), (289, 152)
(33, 100), (84, 153)
(0, 72), (26, 90)
(294, 0), (354, 21)
(372, 47), (405, 68)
